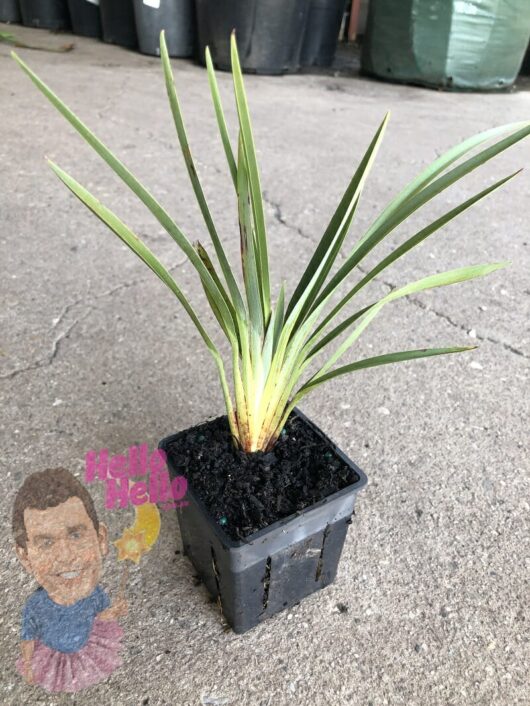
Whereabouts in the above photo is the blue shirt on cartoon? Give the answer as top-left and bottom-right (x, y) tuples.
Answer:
(21, 585), (110, 653)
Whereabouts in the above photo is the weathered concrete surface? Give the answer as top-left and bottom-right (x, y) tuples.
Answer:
(1, 26), (529, 706)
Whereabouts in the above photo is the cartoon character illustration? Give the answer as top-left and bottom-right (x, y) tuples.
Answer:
(12, 467), (127, 693)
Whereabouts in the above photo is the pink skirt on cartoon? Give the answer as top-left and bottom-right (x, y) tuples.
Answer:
(17, 619), (123, 693)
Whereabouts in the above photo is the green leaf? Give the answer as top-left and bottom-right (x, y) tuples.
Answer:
(286, 112), (390, 323)
(290, 195), (360, 335)
(205, 46), (237, 188)
(237, 134), (264, 423)
(299, 346), (475, 396)
(237, 131), (265, 367)
(261, 306), (276, 382)
(237, 133), (264, 338)
(194, 241), (236, 339)
(307, 304), (373, 359)
(159, 31), (246, 323)
(261, 283), (287, 380)
(273, 283), (286, 353)
(230, 33), (271, 324)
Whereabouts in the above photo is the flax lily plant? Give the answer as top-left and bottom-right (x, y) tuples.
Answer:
(13, 34), (528, 452)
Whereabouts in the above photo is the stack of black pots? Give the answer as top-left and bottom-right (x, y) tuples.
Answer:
(6, 0), (196, 56)
(2, 0), (347, 71)
(196, 0), (346, 74)
(18, 0), (70, 30)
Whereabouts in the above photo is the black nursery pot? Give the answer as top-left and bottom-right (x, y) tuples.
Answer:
(132, 0), (195, 57)
(300, 0), (345, 68)
(0, 0), (21, 23)
(100, 0), (137, 48)
(195, 0), (311, 75)
(160, 409), (367, 634)
(67, 0), (102, 38)
(19, 0), (70, 30)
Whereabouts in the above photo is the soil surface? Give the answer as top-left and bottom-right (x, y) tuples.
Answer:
(166, 413), (360, 540)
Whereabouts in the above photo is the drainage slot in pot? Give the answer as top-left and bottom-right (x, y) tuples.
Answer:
(261, 557), (272, 611)
(315, 524), (330, 581)
(210, 546), (224, 619)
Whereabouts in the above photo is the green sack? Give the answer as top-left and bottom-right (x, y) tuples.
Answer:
(362, 0), (530, 90)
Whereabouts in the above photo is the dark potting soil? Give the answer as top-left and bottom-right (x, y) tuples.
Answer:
(166, 413), (359, 541)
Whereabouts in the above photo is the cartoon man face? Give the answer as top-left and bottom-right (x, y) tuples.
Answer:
(16, 496), (108, 606)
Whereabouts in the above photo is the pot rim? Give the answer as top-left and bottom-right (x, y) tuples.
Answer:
(159, 407), (368, 549)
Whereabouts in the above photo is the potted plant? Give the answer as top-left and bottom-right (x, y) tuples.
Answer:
(362, 0), (530, 90)
(100, 0), (137, 49)
(195, 0), (311, 74)
(0, 0), (21, 23)
(67, 0), (102, 39)
(19, 0), (70, 30)
(132, 0), (194, 57)
(12, 33), (529, 632)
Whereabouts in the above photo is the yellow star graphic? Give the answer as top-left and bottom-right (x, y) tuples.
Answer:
(114, 527), (150, 564)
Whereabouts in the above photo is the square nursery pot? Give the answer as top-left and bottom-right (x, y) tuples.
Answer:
(159, 409), (367, 633)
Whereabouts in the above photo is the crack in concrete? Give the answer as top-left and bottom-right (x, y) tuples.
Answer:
(262, 190), (311, 241)
(403, 296), (529, 360)
(355, 261), (394, 292)
(90, 255), (187, 302)
(1, 309), (92, 381)
(1, 256), (188, 381)
(50, 300), (81, 332)
(356, 261), (528, 359)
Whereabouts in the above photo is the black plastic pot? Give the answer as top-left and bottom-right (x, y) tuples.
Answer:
(132, 0), (194, 57)
(300, 0), (345, 68)
(67, 0), (102, 38)
(0, 0), (21, 23)
(160, 408), (367, 633)
(19, 0), (70, 30)
(195, 0), (311, 75)
(99, 0), (137, 48)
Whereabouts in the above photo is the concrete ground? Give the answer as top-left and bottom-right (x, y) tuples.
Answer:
(1, 25), (529, 706)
